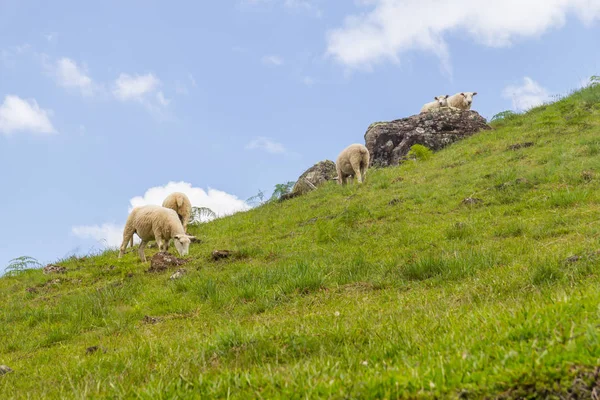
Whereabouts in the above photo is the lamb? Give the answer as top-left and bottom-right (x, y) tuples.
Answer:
(420, 95), (449, 113)
(162, 192), (192, 232)
(336, 143), (370, 185)
(119, 205), (192, 262)
(447, 92), (478, 110)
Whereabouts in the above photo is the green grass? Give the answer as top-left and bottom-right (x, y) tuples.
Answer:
(3, 84), (600, 398)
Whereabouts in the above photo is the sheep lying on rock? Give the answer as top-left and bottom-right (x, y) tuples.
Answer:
(336, 144), (370, 185)
(162, 192), (192, 232)
(119, 205), (192, 262)
(420, 95), (449, 113)
(447, 92), (477, 110)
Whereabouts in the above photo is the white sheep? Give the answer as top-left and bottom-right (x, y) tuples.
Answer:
(447, 92), (478, 110)
(127, 192), (193, 249)
(119, 205), (192, 262)
(336, 143), (370, 185)
(162, 192), (192, 232)
(420, 95), (449, 113)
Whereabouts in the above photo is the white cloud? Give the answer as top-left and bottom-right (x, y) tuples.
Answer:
(261, 55), (284, 67)
(53, 58), (95, 96)
(112, 73), (170, 116)
(113, 73), (160, 101)
(246, 136), (287, 154)
(128, 181), (251, 216)
(502, 77), (551, 111)
(71, 223), (127, 248)
(0, 95), (56, 136)
(72, 182), (250, 248)
(326, 0), (600, 72)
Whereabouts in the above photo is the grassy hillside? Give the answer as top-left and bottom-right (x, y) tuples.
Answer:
(3, 84), (600, 399)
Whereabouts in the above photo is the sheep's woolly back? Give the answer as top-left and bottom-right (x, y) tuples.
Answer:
(124, 205), (185, 242)
(448, 92), (477, 110)
(162, 192), (192, 229)
(420, 96), (448, 113)
(336, 144), (370, 176)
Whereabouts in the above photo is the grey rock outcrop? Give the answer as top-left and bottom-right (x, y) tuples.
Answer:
(364, 108), (491, 167)
(280, 160), (337, 201)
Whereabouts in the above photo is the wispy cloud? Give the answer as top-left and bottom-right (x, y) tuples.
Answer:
(502, 77), (551, 111)
(113, 73), (160, 101)
(112, 73), (171, 115)
(0, 95), (56, 136)
(261, 55), (284, 67)
(245, 136), (287, 154)
(327, 0), (600, 74)
(52, 58), (96, 96)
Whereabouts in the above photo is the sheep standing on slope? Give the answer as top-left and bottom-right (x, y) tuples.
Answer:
(420, 95), (449, 113)
(119, 205), (192, 262)
(447, 92), (478, 110)
(162, 192), (192, 232)
(336, 143), (370, 185)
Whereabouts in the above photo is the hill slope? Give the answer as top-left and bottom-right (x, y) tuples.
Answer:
(3, 85), (600, 398)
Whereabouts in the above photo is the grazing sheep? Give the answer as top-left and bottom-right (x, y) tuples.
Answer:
(447, 92), (478, 110)
(162, 192), (192, 232)
(336, 144), (370, 185)
(127, 192), (193, 249)
(420, 95), (449, 113)
(119, 205), (192, 262)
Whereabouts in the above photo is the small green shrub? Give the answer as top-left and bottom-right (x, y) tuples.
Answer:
(407, 144), (433, 161)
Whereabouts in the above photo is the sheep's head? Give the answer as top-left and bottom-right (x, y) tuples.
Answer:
(460, 92), (477, 107)
(173, 234), (192, 256)
(435, 95), (449, 107)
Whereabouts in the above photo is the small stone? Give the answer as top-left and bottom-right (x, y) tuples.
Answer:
(0, 365), (13, 375)
(462, 197), (482, 206)
(334, 311), (340, 317)
(582, 170), (594, 182)
(43, 264), (66, 274)
(147, 252), (188, 273)
(212, 250), (231, 261)
(143, 315), (161, 324)
(170, 269), (187, 280)
(507, 142), (534, 151)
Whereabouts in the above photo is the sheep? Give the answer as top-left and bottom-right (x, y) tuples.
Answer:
(127, 192), (192, 249)
(336, 143), (370, 185)
(119, 205), (192, 262)
(447, 92), (478, 110)
(420, 95), (449, 113)
(162, 192), (192, 232)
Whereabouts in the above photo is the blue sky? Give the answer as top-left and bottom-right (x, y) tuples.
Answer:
(1, 0), (600, 271)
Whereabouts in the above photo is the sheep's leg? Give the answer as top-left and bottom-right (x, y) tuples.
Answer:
(138, 240), (148, 263)
(351, 161), (363, 184)
(119, 227), (135, 258)
(360, 164), (367, 182)
(336, 165), (344, 185)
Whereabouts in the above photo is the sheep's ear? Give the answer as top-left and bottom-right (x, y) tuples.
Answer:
(434, 96), (439, 100)
(445, 95), (449, 98)
(460, 92), (465, 97)
(473, 92), (478, 96)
